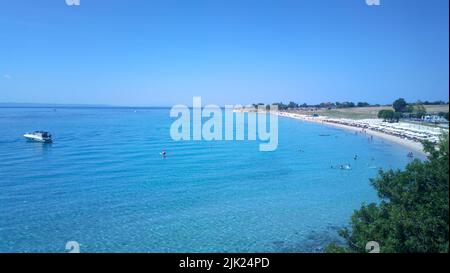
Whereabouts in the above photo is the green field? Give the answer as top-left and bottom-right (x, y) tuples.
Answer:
(287, 105), (449, 120)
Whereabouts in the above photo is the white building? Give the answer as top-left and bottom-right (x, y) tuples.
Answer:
(422, 115), (448, 123)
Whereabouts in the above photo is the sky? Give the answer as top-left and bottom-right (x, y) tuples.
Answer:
(0, 0), (448, 106)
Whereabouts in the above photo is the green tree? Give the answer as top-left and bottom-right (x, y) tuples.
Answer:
(327, 134), (449, 253)
(393, 111), (403, 122)
(272, 102), (288, 110)
(357, 102), (370, 107)
(378, 109), (395, 122)
(287, 101), (299, 109)
(413, 105), (427, 118)
(439, 112), (449, 121)
(404, 105), (414, 113)
(393, 98), (408, 112)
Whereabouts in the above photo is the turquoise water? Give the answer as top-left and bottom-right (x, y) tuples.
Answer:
(0, 108), (421, 253)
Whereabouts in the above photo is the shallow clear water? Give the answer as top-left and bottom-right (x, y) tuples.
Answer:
(0, 108), (422, 253)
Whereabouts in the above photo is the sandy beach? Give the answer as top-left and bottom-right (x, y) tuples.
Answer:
(310, 118), (425, 155)
(275, 111), (450, 156)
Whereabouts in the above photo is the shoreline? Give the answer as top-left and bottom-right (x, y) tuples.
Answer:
(276, 112), (428, 156)
(316, 119), (425, 155)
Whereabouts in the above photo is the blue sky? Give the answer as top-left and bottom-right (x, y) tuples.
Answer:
(0, 0), (448, 106)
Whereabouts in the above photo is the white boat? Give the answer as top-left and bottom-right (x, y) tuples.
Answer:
(24, 131), (53, 143)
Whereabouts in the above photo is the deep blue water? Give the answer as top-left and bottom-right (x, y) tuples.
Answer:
(0, 108), (421, 253)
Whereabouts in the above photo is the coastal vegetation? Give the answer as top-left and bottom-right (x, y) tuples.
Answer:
(250, 99), (449, 121)
(439, 112), (449, 121)
(257, 101), (378, 110)
(377, 109), (399, 122)
(326, 134), (449, 253)
(252, 99), (447, 112)
(376, 98), (448, 123)
(388, 98), (429, 120)
(392, 98), (408, 113)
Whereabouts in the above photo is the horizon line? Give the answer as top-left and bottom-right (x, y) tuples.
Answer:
(0, 100), (449, 109)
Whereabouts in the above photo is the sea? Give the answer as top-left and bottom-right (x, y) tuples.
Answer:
(0, 107), (422, 253)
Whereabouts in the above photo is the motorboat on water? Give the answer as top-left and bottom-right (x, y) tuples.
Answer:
(24, 131), (53, 143)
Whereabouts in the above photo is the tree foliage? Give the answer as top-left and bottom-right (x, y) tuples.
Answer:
(327, 134), (449, 253)
(357, 102), (370, 107)
(378, 109), (394, 122)
(439, 112), (449, 121)
(393, 98), (408, 112)
(412, 104), (427, 118)
(287, 101), (299, 109)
